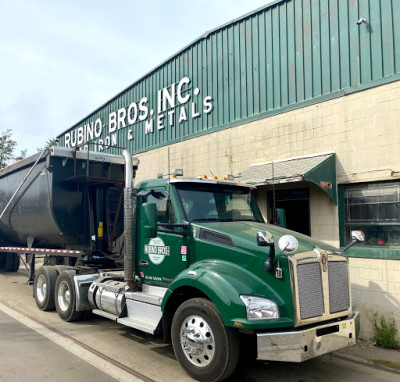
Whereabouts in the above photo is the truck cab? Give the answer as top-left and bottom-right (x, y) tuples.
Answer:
(130, 175), (359, 381)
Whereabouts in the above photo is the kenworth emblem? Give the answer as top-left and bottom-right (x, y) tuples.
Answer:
(321, 253), (328, 272)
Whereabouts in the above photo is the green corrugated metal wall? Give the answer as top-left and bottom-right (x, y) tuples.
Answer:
(58, 0), (400, 154)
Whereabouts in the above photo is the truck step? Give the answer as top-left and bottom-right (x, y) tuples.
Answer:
(92, 309), (118, 321)
(118, 299), (162, 334)
(117, 317), (158, 334)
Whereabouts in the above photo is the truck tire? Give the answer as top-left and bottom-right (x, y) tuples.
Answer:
(171, 298), (240, 382)
(34, 266), (58, 311)
(0, 255), (5, 270)
(3, 253), (20, 272)
(53, 265), (72, 274)
(55, 270), (83, 322)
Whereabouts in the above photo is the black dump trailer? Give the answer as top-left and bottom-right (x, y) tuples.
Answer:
(0, 147), (129, 278)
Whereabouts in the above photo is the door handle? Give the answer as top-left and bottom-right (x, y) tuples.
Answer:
(139, 260), (149, 268)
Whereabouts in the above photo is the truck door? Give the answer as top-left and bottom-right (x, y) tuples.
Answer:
(137, 189), (188, 287)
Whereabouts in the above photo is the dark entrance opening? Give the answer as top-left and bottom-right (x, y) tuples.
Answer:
(267, 188), (310, 236)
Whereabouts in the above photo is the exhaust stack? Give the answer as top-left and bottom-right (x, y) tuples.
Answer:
(123, 150), (138, 291)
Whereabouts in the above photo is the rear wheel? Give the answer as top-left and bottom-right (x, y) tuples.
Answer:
(34, 266), (58, 311)
(171, 298), (239, 382)
(53, 265), (72, 274)
(55, 270), (83, 322)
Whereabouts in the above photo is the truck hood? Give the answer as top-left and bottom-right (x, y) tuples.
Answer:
(192, 221), (338, 256)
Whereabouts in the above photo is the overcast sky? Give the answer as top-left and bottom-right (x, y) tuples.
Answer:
(0, 0), (270, 155)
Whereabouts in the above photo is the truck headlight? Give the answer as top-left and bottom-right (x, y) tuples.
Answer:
(240, 295), (280, 320)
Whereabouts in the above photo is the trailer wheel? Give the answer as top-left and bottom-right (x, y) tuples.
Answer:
(0, 255), (5, 270)
(171, 298), (239, 382)
(3, 253), (20, 272)
(55, 270), (83, 322)
(34, 266), (58, 311)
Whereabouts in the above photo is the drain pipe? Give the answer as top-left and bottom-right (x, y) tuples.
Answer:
(123, 149), (137, 291)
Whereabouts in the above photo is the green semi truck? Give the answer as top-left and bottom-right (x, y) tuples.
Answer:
(0, 147), (361, 381)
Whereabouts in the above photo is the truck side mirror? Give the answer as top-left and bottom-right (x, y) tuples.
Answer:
(257, 231), (274, 246)
(351, 230), (365, 242)
(342, 230), (365, 252)
(142, 203), (157, 238)
(257, 231), (276, 273)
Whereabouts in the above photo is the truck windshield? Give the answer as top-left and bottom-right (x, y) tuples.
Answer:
(175, 183), (263, 222)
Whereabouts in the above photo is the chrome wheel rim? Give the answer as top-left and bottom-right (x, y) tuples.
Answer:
(36, 274), (47, 303)
(180, 315), (215, 367)
(57, 280), (71, 312)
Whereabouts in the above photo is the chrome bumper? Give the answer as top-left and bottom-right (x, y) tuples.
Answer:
(257, 312), (359, 362)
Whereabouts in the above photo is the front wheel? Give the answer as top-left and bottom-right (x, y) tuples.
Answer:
(171, 298), (239, 382)
(55, 270), (83, 322)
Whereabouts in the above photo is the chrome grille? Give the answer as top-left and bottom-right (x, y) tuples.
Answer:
(291, 252), (351, 326)
(328, 261), (350, 313)
(296, 262), (324, 319)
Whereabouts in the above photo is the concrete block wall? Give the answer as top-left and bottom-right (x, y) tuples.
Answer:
(309, 185), (338, 247)
(350, 258), (400, 342)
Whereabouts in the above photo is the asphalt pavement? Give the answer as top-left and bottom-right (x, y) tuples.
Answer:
(0, 264), (399, 382)
(0, 309), (119, 382)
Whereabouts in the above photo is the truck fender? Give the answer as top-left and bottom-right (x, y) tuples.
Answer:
(161, 260), (285, 327)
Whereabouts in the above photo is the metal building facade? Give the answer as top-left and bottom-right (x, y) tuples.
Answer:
(57, 0), (400, 154)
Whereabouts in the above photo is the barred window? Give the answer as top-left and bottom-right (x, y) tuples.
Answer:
(343, 182), (400, 247)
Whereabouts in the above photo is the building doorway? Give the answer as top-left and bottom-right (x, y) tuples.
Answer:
(267, 188), (310, 236)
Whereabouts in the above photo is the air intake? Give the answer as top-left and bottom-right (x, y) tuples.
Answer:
(199, 229), (234, 247)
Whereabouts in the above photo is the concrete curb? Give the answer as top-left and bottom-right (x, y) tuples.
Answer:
(334, 351), (400, 375)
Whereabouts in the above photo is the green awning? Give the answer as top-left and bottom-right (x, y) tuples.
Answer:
(235, 153), (337, 204)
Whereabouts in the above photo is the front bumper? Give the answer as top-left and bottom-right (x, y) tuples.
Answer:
(257, 312), (359, 362)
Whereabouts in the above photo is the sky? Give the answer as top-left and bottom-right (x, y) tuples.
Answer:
(0, 0), (271, 156)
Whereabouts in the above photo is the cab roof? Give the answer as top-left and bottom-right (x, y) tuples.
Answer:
(136, 177), (255, 190)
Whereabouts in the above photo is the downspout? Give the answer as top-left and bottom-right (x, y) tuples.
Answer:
(123, 149), (137, 291)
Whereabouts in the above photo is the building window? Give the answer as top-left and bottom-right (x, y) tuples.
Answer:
(343, 182), (400, 248)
